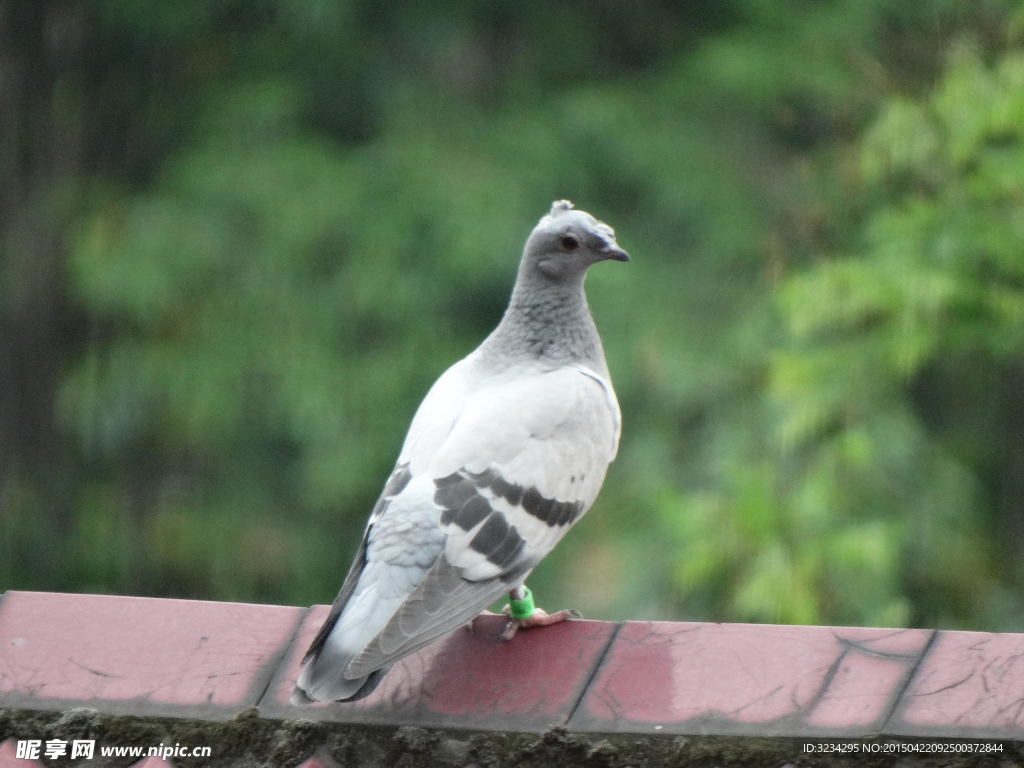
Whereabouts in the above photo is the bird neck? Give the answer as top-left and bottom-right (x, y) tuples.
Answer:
(481, 270), (608, 373)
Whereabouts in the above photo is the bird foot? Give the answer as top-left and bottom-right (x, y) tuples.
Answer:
(497, 606), (582, 642)
(466, 610), (501, 634)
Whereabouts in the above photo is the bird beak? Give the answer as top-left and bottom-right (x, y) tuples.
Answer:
(601, 244), (630, 262)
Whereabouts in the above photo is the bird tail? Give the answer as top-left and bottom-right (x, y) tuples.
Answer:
(291, 583), (406, 703)
(291, 651), (388, 704)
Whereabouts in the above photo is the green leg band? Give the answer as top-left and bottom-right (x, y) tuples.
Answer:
(508, 586), (535, 620)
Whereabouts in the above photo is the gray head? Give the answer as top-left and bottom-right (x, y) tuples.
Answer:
(522, 200), (629, 282)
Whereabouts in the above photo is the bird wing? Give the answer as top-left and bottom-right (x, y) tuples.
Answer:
(345, 362), (620, 677)
(299, 463), (412, 665)
(295, 354), (482, 701)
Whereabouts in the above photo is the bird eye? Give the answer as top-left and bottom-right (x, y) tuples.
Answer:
(560, 235), (580, 251)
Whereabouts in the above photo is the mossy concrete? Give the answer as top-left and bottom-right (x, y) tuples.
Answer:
(2, 707), (1019, 768)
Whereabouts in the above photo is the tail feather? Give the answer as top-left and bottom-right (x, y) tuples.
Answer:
(292, 585), (405, 703)
(291, 644), (389, 703)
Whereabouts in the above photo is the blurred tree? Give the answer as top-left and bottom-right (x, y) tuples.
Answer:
(663, 13), (1024, 630)
(2, 1), (98, 588)
(774, 38), (1024, 629)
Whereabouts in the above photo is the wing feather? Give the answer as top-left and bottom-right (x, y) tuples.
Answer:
(439, 366), (619, 577)
(300, 462), (413, 664)
(345, 557), (519, 677)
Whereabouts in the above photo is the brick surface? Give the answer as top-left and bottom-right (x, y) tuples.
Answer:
(568, 621), (933, 737)
(889, 629), (1024, 739)
(0, 591), (303, 719)
(294, 750), (342, 768)
(0, 738), (45, 768)
(4, 590), (1024, 743)
(261, 606), (617, 731)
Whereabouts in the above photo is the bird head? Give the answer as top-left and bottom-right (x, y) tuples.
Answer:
(523, 200), (630, 281)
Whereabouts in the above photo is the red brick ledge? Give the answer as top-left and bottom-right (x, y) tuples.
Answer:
(1, 591), (1022, 766)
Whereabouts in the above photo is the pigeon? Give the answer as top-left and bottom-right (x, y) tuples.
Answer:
(292, 200), (628, 704)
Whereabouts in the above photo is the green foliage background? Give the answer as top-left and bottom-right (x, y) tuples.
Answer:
(3, 0), (1023, 630)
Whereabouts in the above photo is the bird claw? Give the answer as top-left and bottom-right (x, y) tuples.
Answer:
(497, 607), (582, 642)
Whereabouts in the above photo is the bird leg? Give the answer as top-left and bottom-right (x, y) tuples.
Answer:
(497, 584), (581, 642)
